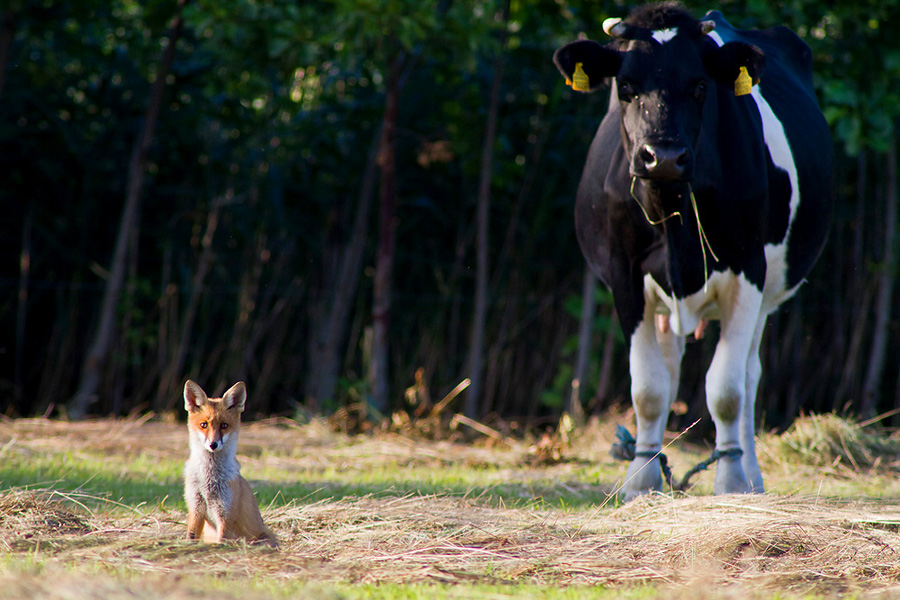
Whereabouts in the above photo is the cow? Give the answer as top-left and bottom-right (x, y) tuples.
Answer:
(553, 2), (831, 500)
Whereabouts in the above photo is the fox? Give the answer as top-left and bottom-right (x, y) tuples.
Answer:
(183, 379), (278, 547)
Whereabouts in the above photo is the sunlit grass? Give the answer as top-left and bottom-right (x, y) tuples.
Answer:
(0, 428), (622, 511)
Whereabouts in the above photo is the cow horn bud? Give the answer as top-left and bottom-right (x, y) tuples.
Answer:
(603, 17), (626, 38)
(699, 20), (716, 35)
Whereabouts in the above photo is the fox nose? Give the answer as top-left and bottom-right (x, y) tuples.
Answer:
(208, 440), (220, 451)
(638, 143), (691, 180)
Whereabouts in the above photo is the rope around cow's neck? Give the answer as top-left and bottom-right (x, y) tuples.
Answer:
(688, 183), (720, 293)
(629, 176), (683, 226)
(629, 178), (720, 293)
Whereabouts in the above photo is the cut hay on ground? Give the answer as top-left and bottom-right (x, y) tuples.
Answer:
(2, 488), (900, 598)
(2, 414), (900, 598)
(761, 412), (900, 471)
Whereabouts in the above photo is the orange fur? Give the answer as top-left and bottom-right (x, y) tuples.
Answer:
(183, 380), (277, 547)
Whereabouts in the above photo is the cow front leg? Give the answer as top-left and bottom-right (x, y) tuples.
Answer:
(740, 314), (767, 493)
(705, 276), (764, 494)
(622, 310), (680, 501)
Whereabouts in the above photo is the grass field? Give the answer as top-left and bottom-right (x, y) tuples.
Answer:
(1, 412), (899, 599)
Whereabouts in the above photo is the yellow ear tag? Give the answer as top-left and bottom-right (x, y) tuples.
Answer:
(572, 62), (590, 92)
(734, 66), (752, 97)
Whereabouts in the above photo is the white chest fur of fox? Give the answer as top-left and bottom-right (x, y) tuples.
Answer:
(183, 380), (277, 547)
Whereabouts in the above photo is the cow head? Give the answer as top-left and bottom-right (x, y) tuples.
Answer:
(554, 4), (765, 187)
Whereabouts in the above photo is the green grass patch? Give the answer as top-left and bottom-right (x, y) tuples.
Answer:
(0, 450), (184, 511)
(0, 438), (620, 512)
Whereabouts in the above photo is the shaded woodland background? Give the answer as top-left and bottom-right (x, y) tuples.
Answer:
(0, 0), (898, 432)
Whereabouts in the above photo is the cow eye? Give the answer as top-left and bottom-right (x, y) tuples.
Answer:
(692, 80), (707, 101)
(617, 80), (636, 103)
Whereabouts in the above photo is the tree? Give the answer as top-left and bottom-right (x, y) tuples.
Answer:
(464, 0), (510, 418)
(0, 7), (17, 100)
(860, 137), (898, 419)
(68, 0), (190, 419)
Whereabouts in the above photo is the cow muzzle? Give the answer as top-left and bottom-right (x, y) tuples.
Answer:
(633, 142), (692, 182)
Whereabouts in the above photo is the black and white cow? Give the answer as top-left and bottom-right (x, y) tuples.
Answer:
(554, 3), (831, 499)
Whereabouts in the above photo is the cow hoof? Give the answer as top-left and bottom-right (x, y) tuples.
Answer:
(744, 466), (765, 493)
(621, 456), (663, 502)
(741, 457), (765, 493)
(714, 455), (752, 494)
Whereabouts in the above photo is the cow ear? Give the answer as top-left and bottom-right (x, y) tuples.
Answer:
(553, 40), (621, 93)
(704, 41), (766, 90)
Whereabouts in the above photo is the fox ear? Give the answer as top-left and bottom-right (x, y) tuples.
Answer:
(223, 381), (247, 413)
(184, 380), (208, 412)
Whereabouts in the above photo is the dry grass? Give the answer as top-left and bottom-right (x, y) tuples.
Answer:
(1, 413), (900, 598)
(2, 488), (900, 598)
(762, 412), (900, 471)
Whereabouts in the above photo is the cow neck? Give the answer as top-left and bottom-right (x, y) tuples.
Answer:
(630, 176), (719, 294)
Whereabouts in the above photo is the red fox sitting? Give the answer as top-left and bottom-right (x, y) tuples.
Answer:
(183, 380), (278, 547)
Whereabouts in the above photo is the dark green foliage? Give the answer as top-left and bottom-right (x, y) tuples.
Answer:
(0, 0), (898, 426)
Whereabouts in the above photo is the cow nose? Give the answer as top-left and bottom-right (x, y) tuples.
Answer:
(638, 143), (690, 180)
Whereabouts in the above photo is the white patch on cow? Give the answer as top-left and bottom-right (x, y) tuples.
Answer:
(636, 269), (763, 451)
(628, 315), (673, 454)
(652, 28), (678, 44)
(749, 92), (799, 227)
(643, 272), (727, 337)
(703, 272), (765, 460)
(761, 244), (804, 314)
(709, 30), (800, 307)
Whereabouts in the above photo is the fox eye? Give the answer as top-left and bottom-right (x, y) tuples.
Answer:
(199, 422), (208, 429)
(220, 423), (229, 431)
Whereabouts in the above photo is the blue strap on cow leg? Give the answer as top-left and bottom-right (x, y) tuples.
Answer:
(674, 447), (743, 491)
(636, 450), (675, 490)
(610, 425), (675, 490)
(610, 424), (637, 461)
(609, 425), (743, 493)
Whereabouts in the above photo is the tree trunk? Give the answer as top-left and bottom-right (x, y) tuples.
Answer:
(68, 0), (189, 419)
(569, 268), (596, 424)
(368, 59), (403, 418)
(0, 10), (16, 101)
(464, 0), (509, 418)
(13, 208), (33, 414)
(592, 305), (618, 413)
(860, 140), (898, 419)
(226, 224), (266, 387)
(157, 194), (223, 412)
(306, 128), (380, 412)
(836, 280), (874, 407)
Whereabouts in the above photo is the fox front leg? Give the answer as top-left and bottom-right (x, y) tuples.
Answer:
(207, 509), (228, 543)
(215, 521), (226, 543)
(186, 510), (206, 541)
